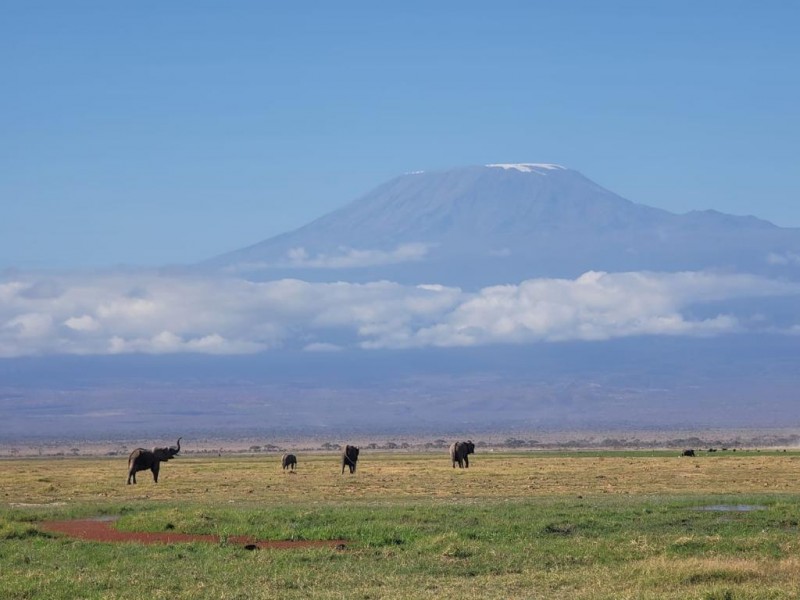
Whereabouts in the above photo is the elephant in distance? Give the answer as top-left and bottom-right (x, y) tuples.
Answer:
(450, 440), (475, 468)
(127, 437), (181, 484)
(281, 453), (297, 471)
(341, 445), (359, 474)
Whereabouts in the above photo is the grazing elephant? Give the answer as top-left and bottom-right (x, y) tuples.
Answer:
(681, 449), (696, 457)
(341, 445), (359, 474)
(127, 437), (181, 484)
(281, 453), (297, 471)
(450, 440), (475, 468)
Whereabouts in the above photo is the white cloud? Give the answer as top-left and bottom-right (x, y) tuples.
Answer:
(303, 342), (343, 352)
(5, 313), (53, 339)
(403, 271), (753, 348)
(283, 242), (432, 268)
(0, 269), (798, 357)
(108, 331), (265, 355)
(64, 315), (100, 332)
(767, 251), (800, 266)
(226, 243), (432, 272)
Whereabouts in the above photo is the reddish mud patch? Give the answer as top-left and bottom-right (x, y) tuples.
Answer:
(40, 518), (346, 550)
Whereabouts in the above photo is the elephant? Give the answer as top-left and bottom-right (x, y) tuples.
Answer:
(449, 440), (475, 468)
(682, 449), (696, 457)
(281, 453), (297, 471)
(127, 437), (181, 484)
(341, 445), (359, 474)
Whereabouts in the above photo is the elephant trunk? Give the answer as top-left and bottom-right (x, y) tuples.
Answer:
(175, 437), (182, 452)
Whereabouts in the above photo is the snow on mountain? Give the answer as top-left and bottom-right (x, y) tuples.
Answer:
(486, 163), (567, 173)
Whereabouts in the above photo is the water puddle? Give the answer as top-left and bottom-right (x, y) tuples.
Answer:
(696, 504), (767, 512)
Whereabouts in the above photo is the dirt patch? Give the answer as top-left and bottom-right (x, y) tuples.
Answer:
(40, 518), (346, 550)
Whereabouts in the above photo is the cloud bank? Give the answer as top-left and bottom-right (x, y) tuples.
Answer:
(1, 269), (798, 357)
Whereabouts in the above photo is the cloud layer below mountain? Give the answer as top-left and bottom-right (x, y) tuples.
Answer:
(223, 243), (432, 273)
(1, 269), (798, 358)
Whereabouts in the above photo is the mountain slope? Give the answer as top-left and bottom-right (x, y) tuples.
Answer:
(206, 164), (799, 287)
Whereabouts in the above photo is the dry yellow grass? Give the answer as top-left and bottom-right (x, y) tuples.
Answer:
(2, 451), (799, 506)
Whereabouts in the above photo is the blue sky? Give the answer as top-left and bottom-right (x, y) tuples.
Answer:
(2, 1), (799, 268)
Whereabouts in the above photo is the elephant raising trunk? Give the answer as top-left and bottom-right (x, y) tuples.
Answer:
(127, 437), (182, 484)
(449, 440), (475, 468)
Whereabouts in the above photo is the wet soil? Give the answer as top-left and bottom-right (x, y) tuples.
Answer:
(39, 517), (346, 549)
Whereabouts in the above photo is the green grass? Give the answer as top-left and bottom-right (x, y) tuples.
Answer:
(2, 451), (800, 598)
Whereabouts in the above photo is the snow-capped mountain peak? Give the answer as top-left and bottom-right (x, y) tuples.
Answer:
(486, 163), (566, 173)
(206, 163), (796, 287)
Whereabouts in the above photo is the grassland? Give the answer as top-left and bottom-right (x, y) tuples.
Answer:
(2, 450), (800, 599)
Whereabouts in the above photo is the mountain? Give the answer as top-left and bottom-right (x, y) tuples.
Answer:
(205, 164), (800, 287)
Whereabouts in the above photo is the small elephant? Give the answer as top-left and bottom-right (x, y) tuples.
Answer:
(681, 449), (696, 457)
(450, 440), (475, 468)
(281, 453), (297, 471)
(127, 437), (181, 484)
(341, 445), (359, 474)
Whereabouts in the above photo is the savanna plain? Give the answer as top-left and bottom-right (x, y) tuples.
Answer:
(3, 449), (800, 599)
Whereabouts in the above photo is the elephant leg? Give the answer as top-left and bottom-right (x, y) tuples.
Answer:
(152, 464), (160, 483)
(464, 456), (469, 468)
